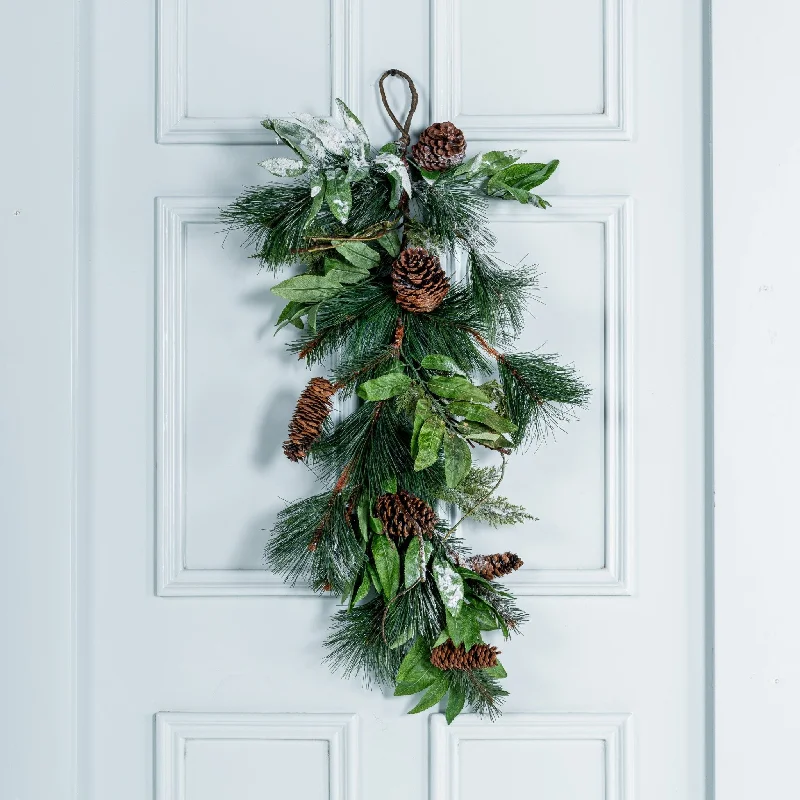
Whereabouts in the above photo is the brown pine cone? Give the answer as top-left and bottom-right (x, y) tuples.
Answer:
(466, 552), (524, 581)
(391, 247), (450, 313)
(430, 640), (500, 671)
(375, 489), (437, 539)
(411, 122), (467, 171)
(282, 377), (335, 462)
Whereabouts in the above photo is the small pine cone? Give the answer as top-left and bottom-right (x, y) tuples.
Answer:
(391, 247), (450, 313)
(430, 640), (500, 671)
(375, 489), (436, 539)
(411, 122), (467, 171)
(283, 377), (335, 462)
(466, 552), (524, 581)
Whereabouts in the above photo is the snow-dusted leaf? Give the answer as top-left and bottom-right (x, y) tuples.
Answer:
(271, 119), (327, 162)
(324, 169), (352, 223)
(335, 98), (370, 149)
(304, 170), (326, 227)
(345, 152), (370, 184)
(433, 557), (464, 616)
(373, 152), (412, 209)
(293, 112), (349, 156)
(258, 157), (308, 177)
(404, 537), (433, 588)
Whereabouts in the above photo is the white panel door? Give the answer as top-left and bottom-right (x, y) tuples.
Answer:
(79, 1), (707, 798)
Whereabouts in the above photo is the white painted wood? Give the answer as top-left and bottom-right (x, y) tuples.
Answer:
(712, 0), (800, 797)
(0, 0), (717, 797)
(0, 0), (79, 799)
(156, 713), (358, 800)
(158, 0), (361, 143)
(431, 0), (631, 140)
(430, 713), (632, 800)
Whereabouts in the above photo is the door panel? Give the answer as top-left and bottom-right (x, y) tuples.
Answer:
(82, 0), (706, 798)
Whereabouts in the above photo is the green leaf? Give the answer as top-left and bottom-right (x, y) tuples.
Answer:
(445, 683), (466, 724)
(414, 416), (445, 471)
(468, 597), (502, 631)
(372, 535), (400, 601)
(335, 241), (381, 270)
(357, 372), (411, 401)
(483, 662), (508, 679)
(446, 401), (518, 434)
(410, 398), (433, 457)
(396, 637), (432, 684)
(428, 375), (491, 403)
(323, 256), (369, 285)
(490, 160), (560, 190)
(453, 149), (523, 177)
(305, 304), (319, 332)
(379, 142), (400, 155)
(346, 155), (370, 184)
(433, 557), (464, 616)
(420, 354), (464, 374)
(349, 571), (371, 609)
(394, 674), (438, 696)
(416, 165), (442, 183)
(377, 230), (402, 257)
(356, 496), (371, 542)
(404, 537), (433, 588)
(324, 169), (352, 223)
(445, 605), (481, 649)
(275, 300), (309, 333)
(369, 515), (383, 535)
(258, 157), (308, 177)
(486, 160), (559, 204)
(432, 631), (449, 647)
(457, 421), (507, 444)
(271, 274), (343, 302)
(408, 675), (450, 714)
(366, 562), (382, 595)
(382, 475), (398, 494)
(443, 434), (472, 488)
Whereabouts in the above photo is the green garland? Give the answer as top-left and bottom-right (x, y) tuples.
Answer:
(221, 71), (589, 723)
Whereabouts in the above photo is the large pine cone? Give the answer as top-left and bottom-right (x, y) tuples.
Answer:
(391, 247), (450, 313)
(411, 122), (467, 171)
(375, 489), (437, 539)
(430, 640), (500, 671)
(283, 377), (335, 462)
(466, 552), (524, 581)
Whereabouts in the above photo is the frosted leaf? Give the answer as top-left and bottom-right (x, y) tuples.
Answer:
(272, 119), (327, 162)
(258, 157), (308, 177)
(335, 98), (370, 149)
(373, 152), (412, 196)
(433, 557), (464, 615)
(346, 152), (370, 184)
(294, 113), (348, 156)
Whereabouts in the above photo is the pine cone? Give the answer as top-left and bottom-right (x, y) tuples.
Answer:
(430, 640), (500, 671)
(375, 489), (437, 539)
(411, 122), (467, 171)
(466, 552), (524, 581)
(391, 247), (450, 313)
(283, 377), (335, 462)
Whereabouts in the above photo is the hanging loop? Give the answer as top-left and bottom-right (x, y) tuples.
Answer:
(378, 68), (419, 151)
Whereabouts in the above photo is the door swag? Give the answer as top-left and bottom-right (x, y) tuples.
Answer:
(222, 70), (589, 722)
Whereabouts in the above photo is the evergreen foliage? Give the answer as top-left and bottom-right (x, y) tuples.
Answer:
(223, 93), (589, 723)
